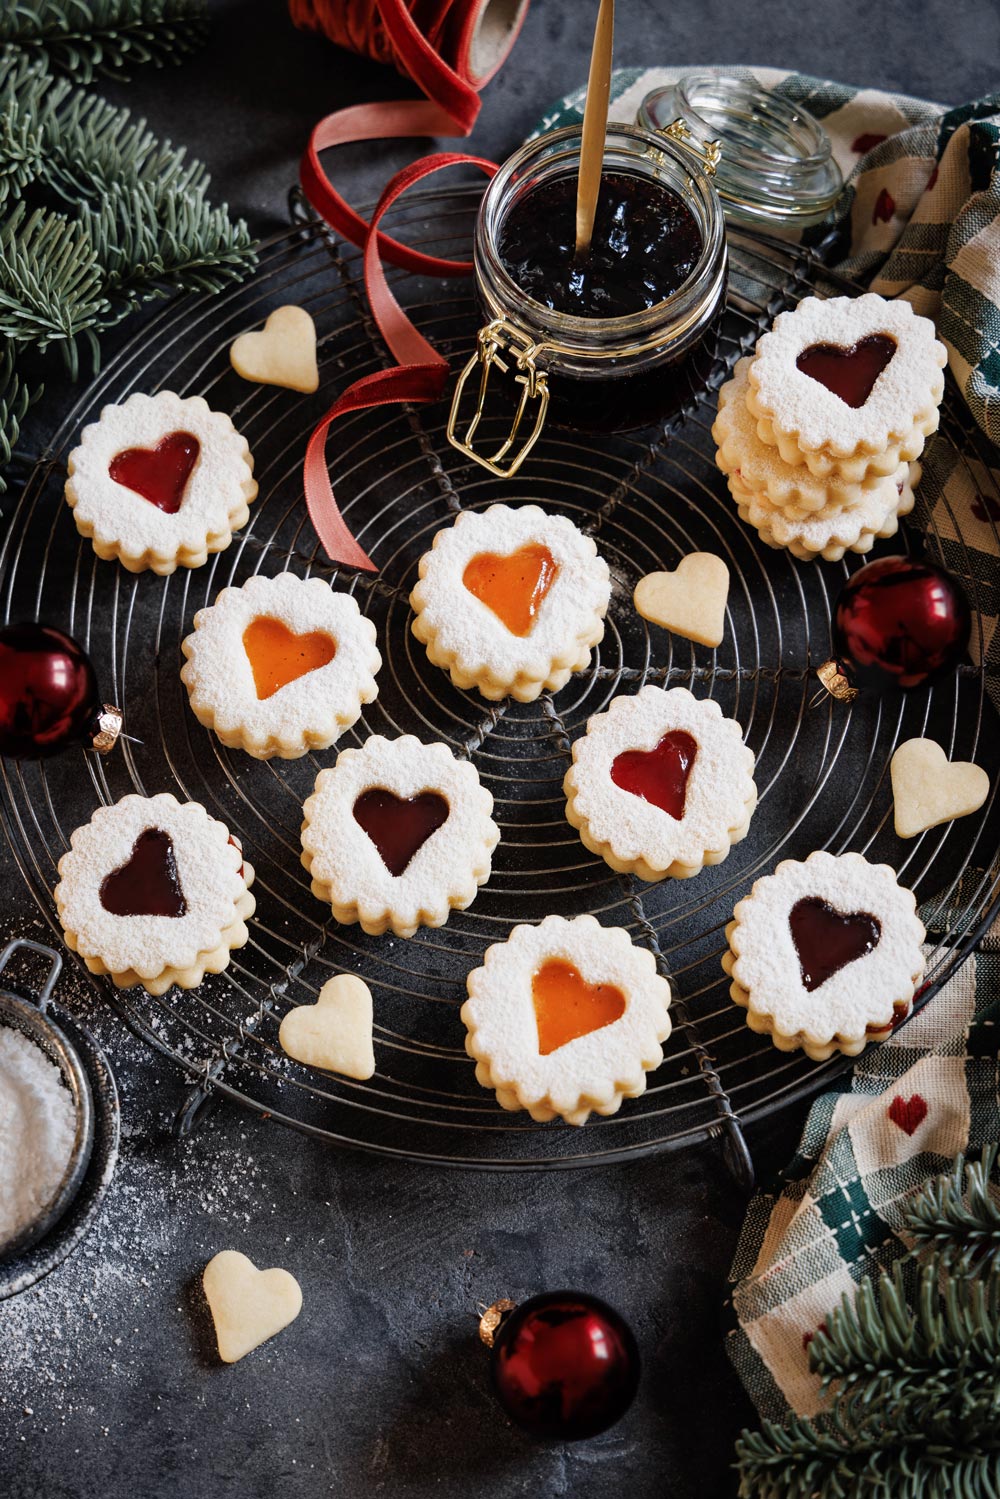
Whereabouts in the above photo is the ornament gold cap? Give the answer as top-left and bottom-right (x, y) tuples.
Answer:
(815, 660), (858, 704)
(89, 704), (123, 754)
(479, 1299), (517, 1349)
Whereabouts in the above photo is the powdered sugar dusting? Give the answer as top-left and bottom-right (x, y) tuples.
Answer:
(730, 850), (926, 1044)
(746, 294), (947, 455)
(0, 1027), (78, 1246)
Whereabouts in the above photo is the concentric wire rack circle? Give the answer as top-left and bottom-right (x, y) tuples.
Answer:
(3, 184), (1000, 1175)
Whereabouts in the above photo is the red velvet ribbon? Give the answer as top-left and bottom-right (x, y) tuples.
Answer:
(292, 0), (527, 568)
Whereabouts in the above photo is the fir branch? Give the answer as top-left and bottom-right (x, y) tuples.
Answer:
(904, 1144), (1000, 1274)
(0, 1), (209, 85)
(0, 204), (106, 376)
(736, 1412), (1000, 1499)
(0, 339), (38, 496)
(80, 183), (257, 322)
(0, 77), (44, 204)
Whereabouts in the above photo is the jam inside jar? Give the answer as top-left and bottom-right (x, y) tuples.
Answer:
(451, 122), (728, 466)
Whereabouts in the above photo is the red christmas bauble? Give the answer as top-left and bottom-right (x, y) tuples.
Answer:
(488, 1292), (640, 1441)
(0, 623), (120, 758)
(830, 555), (971, 692)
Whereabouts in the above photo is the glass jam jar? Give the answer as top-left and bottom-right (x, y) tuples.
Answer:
(448, 121), (727, 477)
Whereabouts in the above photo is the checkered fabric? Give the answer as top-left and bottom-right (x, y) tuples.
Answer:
(539, 69), (1000, 1417)
(538, 68), (1000, 716)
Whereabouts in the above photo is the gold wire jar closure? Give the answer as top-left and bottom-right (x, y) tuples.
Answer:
(448, 121), (728, 478)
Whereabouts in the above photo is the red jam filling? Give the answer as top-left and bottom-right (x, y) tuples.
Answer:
(788, 897), (881, 993)
(242, 616), (337, 700)
(352, 789), (449, 877)
(108, 431), (200, 514)
(462, 544), (559, 637)
(100, 828), (187, 917)
(795, 334), (897, 408)
(610, 731), (698, 820)
(532, 960), (626, 1056)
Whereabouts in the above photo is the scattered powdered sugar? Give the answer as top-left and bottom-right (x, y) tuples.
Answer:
(0, 1026), (78, 1246)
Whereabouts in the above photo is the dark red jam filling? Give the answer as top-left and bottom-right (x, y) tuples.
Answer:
(100, 828), (188, 918)
(498, 173), (703, 319)
(610, 731), (698, 820)
(108, 431), (200, 514)
(795, 334), (897, 408)
(352, 789), (449, 877)
(788, 897), (881, 993)
(492, 173), (720, 433)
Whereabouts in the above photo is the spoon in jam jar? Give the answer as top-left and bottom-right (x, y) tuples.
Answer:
(575, 0), (616, 258)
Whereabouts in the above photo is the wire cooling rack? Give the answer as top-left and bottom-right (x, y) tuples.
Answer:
(2, 184), (999, 1180)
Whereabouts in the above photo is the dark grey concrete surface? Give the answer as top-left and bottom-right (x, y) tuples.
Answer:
(2, 3), (997, 1496)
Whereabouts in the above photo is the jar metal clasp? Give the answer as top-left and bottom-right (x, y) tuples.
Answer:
(659, 119), (723, 180)
(447, 318), (550, 478)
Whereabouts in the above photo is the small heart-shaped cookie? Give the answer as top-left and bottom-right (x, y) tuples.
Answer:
(634, 554), (729, 647)
(203, 1250), (302, 1363)
(890, 737), (990, 839)
(278, 974), (375, 1079)
(230, 305), (319, 393)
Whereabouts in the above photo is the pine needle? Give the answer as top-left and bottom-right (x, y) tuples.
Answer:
(0, 1), (209, 84)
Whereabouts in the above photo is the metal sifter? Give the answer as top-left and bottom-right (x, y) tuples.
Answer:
(0, 939), (95, 1262)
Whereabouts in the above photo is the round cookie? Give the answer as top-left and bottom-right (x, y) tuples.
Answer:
(181, 573), (381, 759)
(409, 504), (611, 703)
(462, 914), (673, 1126)
(55, 793), (255, 995)
(723, 850), (926, 1060)
(714, 356), (880, 515)
(563, 686), (757, 881)
(65, 391), (257, 575)
(729, 462), (917, 562)
(300, 735), (500, 938)
(745, 294), (946, 482)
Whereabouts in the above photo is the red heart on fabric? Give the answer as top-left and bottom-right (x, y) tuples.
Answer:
(852, 132), (887, 153)
(872, 188), (896, 225)
(108, 431), (200, 514)
(887, 1093), (928, 1136)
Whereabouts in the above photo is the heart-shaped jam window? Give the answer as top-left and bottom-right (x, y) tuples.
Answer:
(532, 959), (626, 1056)
(610, 730), (698, 820)
(795, 334), (897, 408)
(242, 616), (337, 700)
(789, 897), (881, 992)
(99, 828), (188, 917)
(108, 431), (200, 514)
(462, 543), (558, 637)
(353, 788), (449, 877)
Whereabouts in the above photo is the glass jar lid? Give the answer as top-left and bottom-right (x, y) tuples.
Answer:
(637, 71), (843, 228)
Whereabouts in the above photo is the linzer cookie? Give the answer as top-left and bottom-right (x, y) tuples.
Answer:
(723, 850), (925, 1061)
(300, 735), (500, 938)
(461, 914), (673, 1125)
(409, 504), (611, 702)
(181, 573), (381, 759)
(65, 391), (257, 574)
(55, 793), (255, 995)
(714, 356), (884, 515)
(564, 686), (757, 881)
(729, 463), (917, 562)
(745, 294), (946, 483)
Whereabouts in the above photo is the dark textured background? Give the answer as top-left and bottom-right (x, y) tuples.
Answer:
(2, 3), (998, 1496)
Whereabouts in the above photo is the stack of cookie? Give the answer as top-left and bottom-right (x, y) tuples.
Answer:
(713, 293), (948, 561)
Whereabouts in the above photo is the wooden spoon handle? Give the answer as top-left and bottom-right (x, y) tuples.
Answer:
(575, 0), (615, 258)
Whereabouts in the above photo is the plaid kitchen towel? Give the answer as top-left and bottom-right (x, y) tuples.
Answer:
(540, 70), (1000, 1417)
(539, 68), (1000, 716)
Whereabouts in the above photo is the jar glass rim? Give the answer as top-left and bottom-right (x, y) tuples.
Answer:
(476, 122), (726, 344)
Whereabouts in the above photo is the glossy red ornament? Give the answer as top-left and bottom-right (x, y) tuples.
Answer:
(828, 555), (971, 693)
(484, 1292), (640, 1441)
(0, 623), (121, 758)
